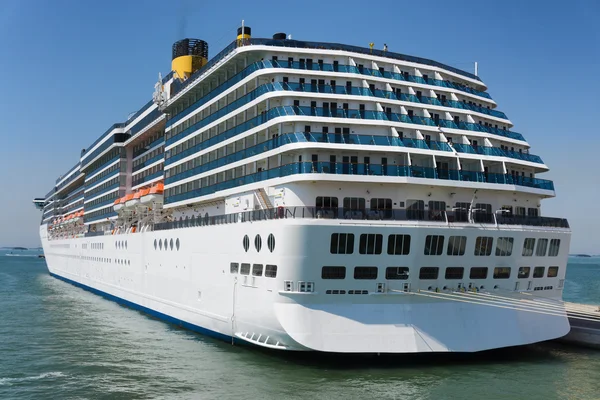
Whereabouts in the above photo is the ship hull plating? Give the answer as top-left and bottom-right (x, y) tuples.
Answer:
(40, 221), (571, 353)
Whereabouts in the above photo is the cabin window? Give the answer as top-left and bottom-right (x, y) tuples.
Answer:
(419, 267), (439, 280)
(548, 239), (561, 257)
(265, 264), (278, 278)
(447, 236), (467, 256)
(359, 234), (383, 254)
(445, 267), (464, 280)
(240, 263), (251, 275)
(528, 208), (539, 217)
(469, 267), (488, 279)
(330, 233), (355, 254)
(518, 267), (531, 279)
(522, 238), (535, 257)
(316, 196), (338, 210)
(495, 237), (514, 257)
(252, 264), (263, 276)
(424, 235), (444, 255)
(548, 266), (559, 278)
(474, 237), (493, 256)
(407, 199), (425, 220)
(354, 266), (378, 280)
(493, 267), (511, 279)
(536, 239), (548, 257)
(385, 267), (409, 280)
(533, 266), (545, 278)
(230, 262), (239, 274)
(322, 266), (346, 279)
(387, 234), (411, 255)
(428, 201), (446, 221)
(454, 202), (470, 222)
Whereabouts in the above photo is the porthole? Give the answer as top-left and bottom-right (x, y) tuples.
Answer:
(176, 238), (180, 251)
(154, 239), (157, 250)
(159, 239), (163, 250)
(254, 234), (262, 252)
(125, 241), (127, 250)
(267, 234), (275, 252)
(170, 239), (173, 251)
(164, 239), (167, 251)
(243, 235), (250, 252)
(115, 241), (117, 248)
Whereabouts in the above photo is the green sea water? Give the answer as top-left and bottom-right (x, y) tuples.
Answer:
(0, 253), (598, 400)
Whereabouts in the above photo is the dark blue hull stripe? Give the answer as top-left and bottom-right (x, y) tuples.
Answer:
(49, 272), (236, 344)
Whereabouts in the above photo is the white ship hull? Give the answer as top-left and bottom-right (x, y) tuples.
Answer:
(40, 220), (571, 353)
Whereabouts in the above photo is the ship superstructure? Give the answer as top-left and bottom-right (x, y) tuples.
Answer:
(34, 26), (572, 353)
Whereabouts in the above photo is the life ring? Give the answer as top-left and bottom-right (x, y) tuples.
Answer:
(131, 227), (137, 233)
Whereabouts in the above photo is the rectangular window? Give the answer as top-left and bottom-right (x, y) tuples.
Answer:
(493, 267), (511, 279)
(474, 237), (493, 256)
(230, 262), (239, 274)
(533, 266), (545, 278)
(240, 263), (251, 275)
(548, 239), (561, 257)
(385, 267), (409, 280)
(419, 267), (439, 280)
(548, 266), (559, 278)
(343, 197), (365, 214)
(252, 264), (263, 276)
(536, 239), (548, 257)
(445, 267), (464, 280)
(424, 235), (444, 255)
(518, 267), (531, 279)
(447, 236), (467, 256)
(322, 266), (346, 279)
(371, 198), (392, 211)
(330, 233), (355, 254)
(407, 199), (425, 220)
(359, 234), (383, 254)
(469, 267), (488, 279)
(428, 201), (446, 221)
(522, 238), (535, 257)
(316, 196), (338, 209)
(528, 207), (539, 217)
(265, 264), (278, 278)
(354, 266), (378, 280)
(454, 202), (470, 222)
(474, 203), (493, 223)
(387, 234), (411, 255)
(495, 237), (514, 257)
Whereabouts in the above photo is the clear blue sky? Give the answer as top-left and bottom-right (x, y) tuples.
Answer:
(1, 0), (598, 252)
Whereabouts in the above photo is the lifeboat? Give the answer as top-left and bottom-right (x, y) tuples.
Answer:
(114, 196), (126, 212)
(122, 193), (135, 210)
(141, 182), (164, 205)
(127, 190), (142, 208)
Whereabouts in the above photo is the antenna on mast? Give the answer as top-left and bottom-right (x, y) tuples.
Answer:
(475, 61), (478, 77)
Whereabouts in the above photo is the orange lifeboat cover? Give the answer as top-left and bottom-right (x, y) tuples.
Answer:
(149, 182), (164, 194)
(133, 190), (143, 200)
(123, 193), (135, 202)
(139, 187), (151, 197)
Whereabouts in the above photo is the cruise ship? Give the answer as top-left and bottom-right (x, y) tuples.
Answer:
(33, 26), (572, 353)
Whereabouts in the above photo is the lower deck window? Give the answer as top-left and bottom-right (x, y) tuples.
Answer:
(240, 263), (250, 275)
(518, 267), (531, 279)
(354, 266), (378, 280)
(547, 266), (559, 278)
(252, 264), (263, 276)
(265, 264), (277, 278)
(385, 267), (409, 280)
(469, 267), (488, 279)
(230, 262), (239, 274)
(493, 267), (511, 279)
(322, 266), (346, 279)
(445, 267), (464, 280)
(533, 266), (545, 278)
(419, 267), (439, 280)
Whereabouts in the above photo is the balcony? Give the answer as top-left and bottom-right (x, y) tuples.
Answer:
(452, 143), (544, 164)
(167, 103), (524, 155)
(165, 132), (452, 185)
(165, 161), (554, 205)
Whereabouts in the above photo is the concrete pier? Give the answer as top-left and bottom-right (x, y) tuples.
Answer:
(559, 302), (600, 349)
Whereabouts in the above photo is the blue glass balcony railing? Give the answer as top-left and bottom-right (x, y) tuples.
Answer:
(133, 137), (165, 159)
(170, 38), (485, 100)
(84, 210), (117, 224)
(165, 162), (554, 204)
(85, 156), (124, 180)
(165, 132), (452, 185)
(167, 102), (524, 160)
(169, 57), (498, 129)
(453, 143), (544, 164)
